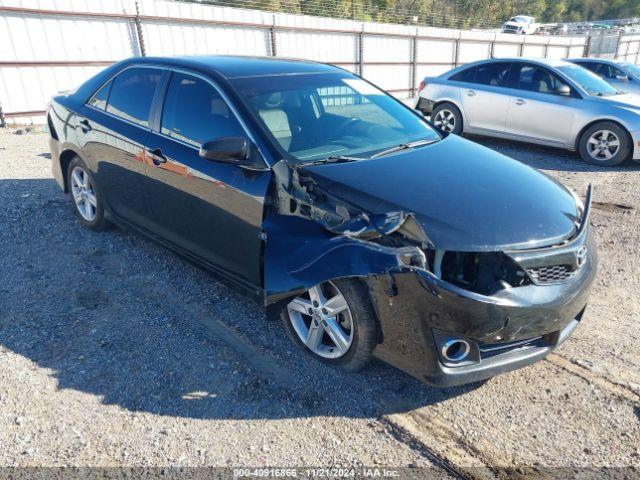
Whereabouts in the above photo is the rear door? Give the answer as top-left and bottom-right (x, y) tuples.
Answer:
(144, 71), (271, 289)
(78, 66), (164, 229)
(505, 63), (577, 145)
(459, 62), (513, 133)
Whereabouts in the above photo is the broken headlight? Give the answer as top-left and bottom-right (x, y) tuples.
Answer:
(429, 250), (530, 296)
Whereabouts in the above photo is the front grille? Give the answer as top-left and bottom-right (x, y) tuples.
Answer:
(526, 264), (576, 285)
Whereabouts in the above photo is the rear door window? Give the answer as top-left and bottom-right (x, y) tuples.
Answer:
(161, 72), (246, 147)
(106, 67), (162, 127)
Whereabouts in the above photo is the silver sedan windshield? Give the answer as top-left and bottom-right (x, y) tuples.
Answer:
(557, 65), (619, 96)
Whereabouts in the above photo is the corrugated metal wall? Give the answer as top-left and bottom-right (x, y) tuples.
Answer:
(0, 0), (637, 125)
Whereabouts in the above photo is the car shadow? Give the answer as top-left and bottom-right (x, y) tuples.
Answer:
(0, 177), (483, 421)
(464, 134), (640, 173)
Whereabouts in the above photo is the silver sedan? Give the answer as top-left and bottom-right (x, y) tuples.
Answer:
(416, 57), (640, 166)
(568, 57), (640, 95)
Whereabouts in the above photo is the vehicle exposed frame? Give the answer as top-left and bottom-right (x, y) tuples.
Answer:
(48, 56), (597, 387)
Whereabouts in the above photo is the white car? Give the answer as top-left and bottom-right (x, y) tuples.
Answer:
(502, 16), (539, 35)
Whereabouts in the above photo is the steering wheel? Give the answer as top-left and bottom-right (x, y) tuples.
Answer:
(331, 117), (360, 139)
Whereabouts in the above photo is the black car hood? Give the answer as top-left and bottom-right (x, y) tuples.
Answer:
(301, 135), (579, 252)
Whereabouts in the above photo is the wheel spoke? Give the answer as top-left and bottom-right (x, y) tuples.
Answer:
(600, 130), (611, 141)
(307, 285), (325, 306)
(588, 137), (599, 145)
(323, 294), (348, 316)
(322, 317), (350, 353)
(86, 191), (97, 207)
(305, 323), (324, 350)
(608, 139), (619, 147)
(71, 169), (83, 188)
(288, 297), (312, 315)
(602, 148), (613, 159)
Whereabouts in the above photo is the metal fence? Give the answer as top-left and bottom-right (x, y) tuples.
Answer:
(0, 0), (638, 125)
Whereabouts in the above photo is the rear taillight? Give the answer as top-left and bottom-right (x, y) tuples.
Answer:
(418, 80), (426, 92)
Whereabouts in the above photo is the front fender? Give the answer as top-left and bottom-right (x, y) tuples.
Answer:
(263, 214), (417, 305)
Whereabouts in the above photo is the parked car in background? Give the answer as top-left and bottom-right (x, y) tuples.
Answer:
(501, 16), (539, 35)
(568, 58), (640, 95)
(47, 55), (596, 387)
(417, 57), (640, 166)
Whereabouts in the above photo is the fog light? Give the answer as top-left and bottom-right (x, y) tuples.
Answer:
(441, 339), (471, 362)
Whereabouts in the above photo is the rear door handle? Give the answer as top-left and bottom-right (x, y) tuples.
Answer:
(78, 118), (92, 132)
(515, 99), (526, 105)
(467, 90), (476, 97)
(146, 148), (167, 165)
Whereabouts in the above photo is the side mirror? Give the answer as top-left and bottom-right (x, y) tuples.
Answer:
(199, 137), (268, 171)
(555, 84), (571, 96)
(199, 137), (249, 162)
(616, 74), (630, 82)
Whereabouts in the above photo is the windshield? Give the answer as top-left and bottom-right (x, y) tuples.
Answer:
(511, 17), (528, 23)
(620, 62), (640, 78)
(556, 65), (619, 96)
(230, 72), (440, 163)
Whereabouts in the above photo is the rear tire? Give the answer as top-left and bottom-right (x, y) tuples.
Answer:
(281, 278), (377, 372)
(431, 102), (463, 135)
(67, 156), (108, 231)
(578, 122), (630, 167)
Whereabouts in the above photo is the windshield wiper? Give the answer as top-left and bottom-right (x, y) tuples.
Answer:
(300, 155), (364, 166)
(370, 139), (437, 159)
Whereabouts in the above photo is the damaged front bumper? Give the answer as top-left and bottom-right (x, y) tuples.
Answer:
(367, 231), (595, 386)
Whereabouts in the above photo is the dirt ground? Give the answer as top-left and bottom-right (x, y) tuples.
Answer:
(0, 127), (638, 478)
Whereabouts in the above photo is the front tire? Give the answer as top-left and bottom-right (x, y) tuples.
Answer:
(281, 278), (377, 372)
(431, 102), (463, 135)
(67, 156), (107, 231)
(578, 122), (630, 167)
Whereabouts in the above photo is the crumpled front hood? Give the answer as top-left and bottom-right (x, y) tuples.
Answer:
(301, 135), (579, 252)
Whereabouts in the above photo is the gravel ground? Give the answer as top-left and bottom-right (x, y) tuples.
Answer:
(0, 127), (638, 477)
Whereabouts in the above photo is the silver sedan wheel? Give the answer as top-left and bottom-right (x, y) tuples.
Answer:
(586, 129), (620, 161)
(286, 282), (354, 359)
(70, 166), (97, 222)
(433, 109), (456, 132)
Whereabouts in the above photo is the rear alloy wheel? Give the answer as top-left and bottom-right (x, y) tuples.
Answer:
(579, 122), (630, 167)
(67, 156), (107, 231)
(281, 279), (377, 371)
(431, 103), (463, 135)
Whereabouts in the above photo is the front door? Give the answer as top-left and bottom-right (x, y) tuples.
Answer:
(505, 63), (576, 146)
(144, 71), (270, 290)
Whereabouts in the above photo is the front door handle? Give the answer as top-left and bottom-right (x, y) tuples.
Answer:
(78, 118), (92, 132)
(467, 90), (476, 97)
(515, 99), (526, 105)
(147, 148), (167, 165)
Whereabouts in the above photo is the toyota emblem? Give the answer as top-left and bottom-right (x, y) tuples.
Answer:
(576, 245), (588, 267)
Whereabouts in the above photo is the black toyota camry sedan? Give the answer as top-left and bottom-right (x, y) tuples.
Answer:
(47, 55), (597, 386)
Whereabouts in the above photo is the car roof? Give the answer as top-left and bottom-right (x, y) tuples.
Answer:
(120, 55), (340, 79)
(568, 57), (621, 65)
(455, 57), (573, 71)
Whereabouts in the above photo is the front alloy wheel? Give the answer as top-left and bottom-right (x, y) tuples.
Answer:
(578, 122), (630, 167)
(281, 279), (377, 371)
(287, 282), (354, 359)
